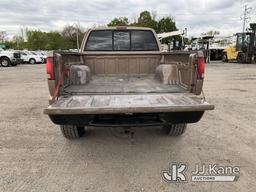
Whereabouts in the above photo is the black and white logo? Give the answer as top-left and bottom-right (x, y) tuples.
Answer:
(162, 163), (187, 182)
(162, 162), (240, 183)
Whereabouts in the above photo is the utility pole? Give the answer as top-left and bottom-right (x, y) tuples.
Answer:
(242, 4), (251, 33)
(242, 5), (247, 33)
(76, 23), (80, 52)
(241, 4), (251, 46)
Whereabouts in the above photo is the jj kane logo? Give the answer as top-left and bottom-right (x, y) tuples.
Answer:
(162, 163), (240, 183)
(162, 163), (187, 182)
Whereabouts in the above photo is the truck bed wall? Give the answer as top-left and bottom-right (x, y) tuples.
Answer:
(59, 52), (193, 73)
(52, 51), (200, 95)
(82, 55), (161, 74)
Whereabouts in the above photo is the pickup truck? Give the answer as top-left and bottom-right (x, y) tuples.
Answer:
(20, 51), (44, 64)
(44, 27), (214, 139)
(0, 49), (22, 67)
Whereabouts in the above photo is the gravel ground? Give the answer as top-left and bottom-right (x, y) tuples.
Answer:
(0, 62), (255, 192)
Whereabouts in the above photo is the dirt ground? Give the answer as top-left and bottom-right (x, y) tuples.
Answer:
(0, 62), (255, 192)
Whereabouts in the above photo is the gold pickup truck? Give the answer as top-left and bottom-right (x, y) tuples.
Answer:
(44, 27), (214, 139)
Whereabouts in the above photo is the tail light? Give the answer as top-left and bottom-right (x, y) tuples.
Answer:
(46, 57), (54, 80)
(198, 56), (205, 79)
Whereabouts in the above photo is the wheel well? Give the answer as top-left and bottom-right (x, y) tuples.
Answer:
(0, 56), (11, 61)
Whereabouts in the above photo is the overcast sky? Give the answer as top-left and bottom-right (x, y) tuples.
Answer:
(0, 0), (256, 39)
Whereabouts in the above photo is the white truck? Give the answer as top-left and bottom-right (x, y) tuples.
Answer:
(0, 49), (22, 67)
(20, 51), (44, 64)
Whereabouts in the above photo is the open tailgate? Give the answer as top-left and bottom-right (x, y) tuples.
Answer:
(44, 93), (214, 115)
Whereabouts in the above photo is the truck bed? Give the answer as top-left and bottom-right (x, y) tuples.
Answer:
(64, 75), (186, 94)
(43, 74), (215, 116)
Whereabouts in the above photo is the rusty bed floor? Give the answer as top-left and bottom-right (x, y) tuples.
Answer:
(64, 75), (186, 94)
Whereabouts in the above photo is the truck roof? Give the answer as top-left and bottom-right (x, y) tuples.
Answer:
(89, 26), (155, 31)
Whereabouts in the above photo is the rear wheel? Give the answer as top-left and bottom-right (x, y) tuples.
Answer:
(60, 125), (85, 139)
(29, 58), (36, 64)
(0, 57), (11, 67)
(237, 53), (246, 63)
(162, 123), (187, 136)
(222, 53), (228, 62)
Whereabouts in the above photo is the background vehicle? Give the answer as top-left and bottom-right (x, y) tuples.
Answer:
(0, 49), (22, 67)
(223, 23), (256, 63)
(20, 51), (44, 64)
(158, 29), (187, 51)
(44, 27), (214, 139)
(38, 51), (47, 63)
(189, 35), (234, 63)
(190, 36), (213, 63)
(31, 51), (47, 63)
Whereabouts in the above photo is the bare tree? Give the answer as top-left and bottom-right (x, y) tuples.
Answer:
(61, 25), (84, 49)
(0, 31), (7, 43)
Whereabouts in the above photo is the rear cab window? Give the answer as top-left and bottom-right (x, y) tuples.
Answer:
(85, 29), (159, 51)
(85, 31), (112, 51)
(114, 31), (130, 51)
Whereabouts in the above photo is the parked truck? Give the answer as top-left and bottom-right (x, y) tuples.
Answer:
(44, 27), (214, 139)
(20, 51), (44, 64)
(0, 49), (22, 67)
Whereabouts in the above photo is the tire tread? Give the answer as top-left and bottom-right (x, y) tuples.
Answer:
(60, 125), (84, 139)
(162, 123), (187, 136)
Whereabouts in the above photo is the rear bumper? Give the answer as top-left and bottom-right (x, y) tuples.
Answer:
(44, 93), (214, 126)
(48, 111), (205, 126)
(11, 58), (22, 64)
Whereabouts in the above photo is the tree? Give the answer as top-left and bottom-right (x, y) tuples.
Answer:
(26, 30), (47, 50)
(157, 17), (177, 33)
(61, 25), (84, 49)
(107, 11), (178, 35)
(135, 11), (158, 31)
(108, 17), (129, 26)
(12, 35), (26, 49)
(25, 30), (67, 50)
(45, 32), (66, 50)
(0, 31), (7, 43)
(201, 30), (220, 36)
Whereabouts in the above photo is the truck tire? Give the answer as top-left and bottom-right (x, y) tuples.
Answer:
(29, 58), (36, 64)
(222, 54), (228, 62)
(60, 125), (85, 139)
(162, 123), (187, 136)
(237, 53), (246, 63)
(0, 57), (11, 67)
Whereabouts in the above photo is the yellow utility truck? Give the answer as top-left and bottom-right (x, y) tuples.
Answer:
(223, 23), (256, 63)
